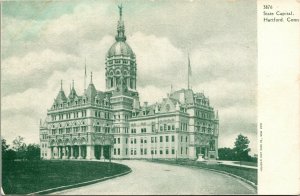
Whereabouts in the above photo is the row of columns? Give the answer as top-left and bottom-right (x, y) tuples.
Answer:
(51, 145), (87, 160)
(49, 145), (112, 160)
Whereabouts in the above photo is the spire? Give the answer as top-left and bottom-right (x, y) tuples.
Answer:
(187, 52), (192, 90)
(115, 4), (126, 42)
(90, 72), (93, 84)
(68, 80), (77, 99)
(60, 80), (63, 91)
(56, 80), (67, 101)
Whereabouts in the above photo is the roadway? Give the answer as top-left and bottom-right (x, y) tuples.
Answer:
(52, 160), (257, 195)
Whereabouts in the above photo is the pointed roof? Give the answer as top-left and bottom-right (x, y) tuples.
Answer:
(68, 80), (78, 99)
(85, 72), (97, 99)
(55, 80), (67, 102)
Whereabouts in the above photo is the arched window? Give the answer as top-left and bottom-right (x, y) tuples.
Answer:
(130, 79), (133, 88)
(110, 78), (113, 88)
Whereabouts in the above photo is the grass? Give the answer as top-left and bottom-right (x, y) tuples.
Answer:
(232, 161), (257, 167)
(148, 159), (257, 185)
(2, 160), (130, 194)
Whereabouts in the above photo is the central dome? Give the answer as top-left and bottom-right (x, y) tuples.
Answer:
(107, 41), (135, 58)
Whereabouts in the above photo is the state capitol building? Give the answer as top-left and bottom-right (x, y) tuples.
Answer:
(39, 6), (219, 161)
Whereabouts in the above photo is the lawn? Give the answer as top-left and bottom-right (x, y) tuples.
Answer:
(149, 159), (257, 185)
(2, 160), (130, 194)
(232, 161), (258, 167)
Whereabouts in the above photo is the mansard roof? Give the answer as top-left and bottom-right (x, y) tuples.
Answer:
(68, 87), (78, 99)
(55, 89), (67, 103)
(85, 83), (97, 100)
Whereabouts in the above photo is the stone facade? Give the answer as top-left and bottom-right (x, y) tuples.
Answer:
(39, 6), (219, 161)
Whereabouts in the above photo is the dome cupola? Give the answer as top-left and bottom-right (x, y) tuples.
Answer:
(105, 5), (137, 93)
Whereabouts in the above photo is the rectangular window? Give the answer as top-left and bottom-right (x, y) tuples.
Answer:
(186, 147), (188, 154)
(168, 125), (171, 130)
(166, 149), (169, 154)
(166, 136), (169, 142)
(114, 148), (116, 155)
(172, 149), (175, 154)
(181, 147), (183, 154)
(126, 138), (128, 144)
(160, 126), (163, 131)
(172, 135), (175, 142)
(160, 136), (163, 142)
(160, 150), (163, 155)
(141, 149), (143, 155)
(164, 124), (167, 131)
(172, 125), (175, 130)
(118, 138), (120, 144)
(144, 149), (147, 155)
(126, 148), (128, 155)
(152, 124), (155, 132)
(114, 138), (116, 144)
(186, 136), (188, 142)
(118, 148), (120, 155)
(141, 138), (143, 143)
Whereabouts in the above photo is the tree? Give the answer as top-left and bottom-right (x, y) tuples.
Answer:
(2, 138), (16, 161)
(2, 138), (9, 153)
(233, 134), (251, 161)
(218, 147), (236, 160)
(26, 144), (40, 160)
(12, 136), (27, 160)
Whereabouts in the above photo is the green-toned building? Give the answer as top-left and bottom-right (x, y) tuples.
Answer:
(39, 7), (219, 161)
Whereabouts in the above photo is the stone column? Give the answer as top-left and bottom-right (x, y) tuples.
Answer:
(70, 146), (75, 159)
(78, 145), (83, 159)
(86, 145), (95, 160)
(57, 147), (60, 159)
(188, 146), (197, 160)
(50, 147), (54, 159)
(62, 146), (67, 159)
(215, 139), (219, 159)
(205, 147), (208, 159)
(53, 146), (57, 159)
(100, 145), (104, 160)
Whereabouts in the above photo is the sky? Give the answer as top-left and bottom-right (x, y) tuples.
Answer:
(1, 0), (257, 154)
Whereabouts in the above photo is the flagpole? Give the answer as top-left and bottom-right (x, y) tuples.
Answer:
(84, 57), (87, 92)
(187, 52), (191, 90)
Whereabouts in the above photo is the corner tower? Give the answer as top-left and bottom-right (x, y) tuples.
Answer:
(105, 5), (137, 93)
